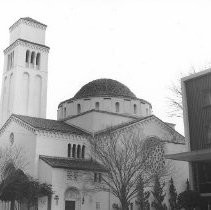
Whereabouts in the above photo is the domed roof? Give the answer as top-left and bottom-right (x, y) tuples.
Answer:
(74, 79), (137, 99)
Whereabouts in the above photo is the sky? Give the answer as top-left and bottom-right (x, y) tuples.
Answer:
(1, 0), (211, 134)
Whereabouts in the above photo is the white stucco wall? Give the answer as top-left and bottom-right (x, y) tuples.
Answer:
(0, 121), (37, 176)
(49, 168), (110, 210)
(66, 111), (134, 133)
(58, 97), (152, 120)
(10, 21), (46, 45)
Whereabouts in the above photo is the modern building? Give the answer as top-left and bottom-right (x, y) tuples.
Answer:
(0, 18), (189, 210)
(167, 69), (211, 209)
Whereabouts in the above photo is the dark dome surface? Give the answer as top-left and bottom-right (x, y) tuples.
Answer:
(74, 79), (137, 99)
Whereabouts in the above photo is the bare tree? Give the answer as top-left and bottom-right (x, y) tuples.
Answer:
(167, 68), (197, 118)
(88, 130), (170, 210)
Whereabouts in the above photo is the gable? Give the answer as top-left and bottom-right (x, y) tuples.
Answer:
(96, 115), (184, 144)
(0, 118), (37, 176)
(65, 110), (135, 133)
(140, 117), (184, 144)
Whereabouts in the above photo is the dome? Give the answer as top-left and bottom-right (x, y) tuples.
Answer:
(74, 79), (137, 99)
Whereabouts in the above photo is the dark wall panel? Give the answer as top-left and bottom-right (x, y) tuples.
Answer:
(185, 72), (211, 150)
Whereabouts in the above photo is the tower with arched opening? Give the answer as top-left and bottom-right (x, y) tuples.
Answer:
(0, 17), (50, 125)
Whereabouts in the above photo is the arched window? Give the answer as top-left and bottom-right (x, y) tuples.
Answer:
(77, 145), (81, 158)
(36, 53), (41, 69)
(11, 51), (14, 69)
(82, 145), (85, 158)
(134, 104), (137, 114)
(77, 104), (81, 114)
(7, 54), (10, 70)
(95, 102), (100, 110)
(64, 107), (67, 118)
(82, 145), (85, 159)
(115, 102), (120, 113)
(72, 144), (76, 158)
(31, 51), (35, 65)
(25, 50), (30, 63)
(68, 144), (71, 157)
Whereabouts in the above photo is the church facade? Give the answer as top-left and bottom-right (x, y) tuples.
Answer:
(0, 18), (189, 210)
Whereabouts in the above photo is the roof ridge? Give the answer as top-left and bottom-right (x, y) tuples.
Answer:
(11, 114), (90, 135)
(62, 109), (138, 121)
(95, 115), (153, 135)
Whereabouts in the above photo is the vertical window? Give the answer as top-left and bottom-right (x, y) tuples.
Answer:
(95, 102), (100, 110)
(11, 51), (14, 68)
(146, 108), (149, 115)
(26, 50), (30, 63)
(77, 145), (81, 158)
(96, 202), (100, 210)
(82, 145), (85, 159)
(77, 104), (81, 114)
(64, 107), (66, 118)
(72, 144), (76, 158)
(36, 53), (41, 69)
(130, 202), (133, 210)
(7, 54), (10, 70)
(68, 144), (71, 157)
(31, 51), (35, 65)
(115, 102), (120, 113)
(134, 104), (137, 114)
(94, 173), (98, 182)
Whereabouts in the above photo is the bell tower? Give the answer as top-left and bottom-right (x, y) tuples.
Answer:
(0, 17), (50, 125)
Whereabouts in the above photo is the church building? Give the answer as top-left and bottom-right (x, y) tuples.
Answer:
(0, 18), (189, 210)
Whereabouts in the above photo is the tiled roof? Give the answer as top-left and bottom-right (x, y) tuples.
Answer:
(40, 155), (106, 172)
(4, 39), (50, 55)
(21, 17), (47, 27)
(59, 78), (152, 107)
(9, 17), (47, 31)
(74, 79), (136, 99)
(13, 114), (88, 135)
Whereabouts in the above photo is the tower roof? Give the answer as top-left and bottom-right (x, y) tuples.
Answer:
(74, 78), (137, 99)
(9, 17), (47, 31)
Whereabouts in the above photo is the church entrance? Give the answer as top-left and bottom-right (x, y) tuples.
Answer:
(65, 201), (75, 210)
(64, 188), (81, 210)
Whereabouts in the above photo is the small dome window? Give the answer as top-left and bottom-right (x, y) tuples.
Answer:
(134, 104), (137, 114)
(64, 107), (67, 118)
(115, 102), (120, 113)
(77, 104), (81, 114)
(95, 102), (100, 110)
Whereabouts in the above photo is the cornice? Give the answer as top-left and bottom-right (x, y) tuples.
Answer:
(0, 115), (88, 141)
(35, 129), (87, 141)
(9, 18), (46, 32)
(95, 115), (185, 144)
(4, 39), (50, 54)
(0, 115), (36, 137)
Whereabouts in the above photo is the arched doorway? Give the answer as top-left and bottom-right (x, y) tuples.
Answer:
(64, 188), (81, 210)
